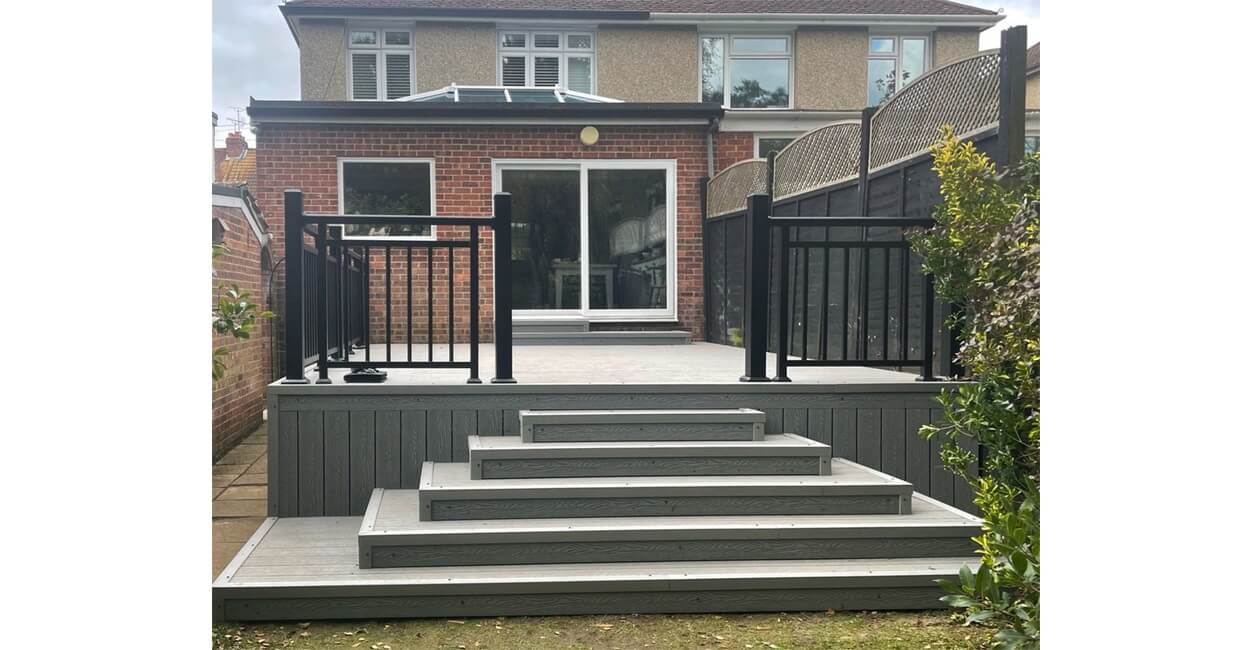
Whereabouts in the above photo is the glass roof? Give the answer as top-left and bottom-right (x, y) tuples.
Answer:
(396, 85), (622, 104)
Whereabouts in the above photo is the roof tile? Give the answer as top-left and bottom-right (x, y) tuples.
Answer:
(285, 0), (999, 17)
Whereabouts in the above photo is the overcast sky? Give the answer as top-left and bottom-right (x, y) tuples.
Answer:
(212, 0), (1041, 146)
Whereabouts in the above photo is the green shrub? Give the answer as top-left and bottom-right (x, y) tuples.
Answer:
(907, 127), (1040, 649)
(212, 243), (274, 381)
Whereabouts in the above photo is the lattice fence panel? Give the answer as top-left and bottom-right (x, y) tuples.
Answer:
(869, 50), (1000, 171)
(706, 159), (767, 218)
(773, 121), (861, 200)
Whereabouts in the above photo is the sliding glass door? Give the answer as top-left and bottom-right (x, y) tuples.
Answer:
(497, 160), (676, 320)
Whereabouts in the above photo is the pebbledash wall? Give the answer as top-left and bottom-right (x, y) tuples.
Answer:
(212, 203), (271, 458)
(253, 122), (717, 343)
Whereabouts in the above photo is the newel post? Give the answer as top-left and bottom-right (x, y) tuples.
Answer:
(491, 192), (517, 384)
(740, 193), (772, 382)
(282, 190), (309, 384)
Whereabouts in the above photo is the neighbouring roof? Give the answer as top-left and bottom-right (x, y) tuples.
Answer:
(212, 184), (271, 245)
(1026, 42), (1040, 75)
(282, 0), (999, 17)
(401, 85), (623, 103)
(217, 152), (257, 186)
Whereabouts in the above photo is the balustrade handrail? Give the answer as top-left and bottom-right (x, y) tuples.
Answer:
(281, 190), (515, 385)
(739, 193), (939, 384)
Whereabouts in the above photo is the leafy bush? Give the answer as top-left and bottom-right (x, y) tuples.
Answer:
(213, 244), (273, 381)
(907, 127), (1040, 649)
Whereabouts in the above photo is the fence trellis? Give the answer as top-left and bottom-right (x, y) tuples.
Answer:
(703, 28), (1028, 380)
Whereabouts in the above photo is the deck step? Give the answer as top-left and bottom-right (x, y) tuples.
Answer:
(360, 489), (978, 568)
(513, 330), (691, 345)
(468, 434), (830, 479)
(416, 459), (912, 521)
(513, 319), (590, 334)
(520, 408), (765, 443)
(215, 516), (976, 621)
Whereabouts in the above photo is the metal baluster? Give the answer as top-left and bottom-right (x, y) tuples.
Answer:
(385, 245), (392, 364)
(468, 226), (481, 383)
(407, 247), (413, 364)
(316, 221), (330, 383)
(426, 248), (433, 364)
(448, 244), (456, 364)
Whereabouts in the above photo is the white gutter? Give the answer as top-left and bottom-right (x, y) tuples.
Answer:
(648, 12), (1004, 27)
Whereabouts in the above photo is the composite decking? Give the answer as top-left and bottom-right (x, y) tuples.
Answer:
(213, 493), (980, 621)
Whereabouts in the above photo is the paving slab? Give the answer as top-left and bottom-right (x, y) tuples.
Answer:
(213, 517), (267, 543)
(233, 473), (268, 486)
(218, 444), (266, 466)
(212, 464), (250, 477)
(218, 485), (267, 501)
(212, 499), (268, 518)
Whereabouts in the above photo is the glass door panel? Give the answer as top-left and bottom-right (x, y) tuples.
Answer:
(587, 169), (669, 310)
(501, 169), (581, 310)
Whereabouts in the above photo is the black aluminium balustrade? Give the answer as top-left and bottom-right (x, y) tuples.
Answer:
(738, 193), (939, 383)
(281, 190), (515, 385)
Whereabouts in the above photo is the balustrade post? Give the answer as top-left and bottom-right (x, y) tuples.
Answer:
(281, 190), (309, 384)
(491, 193), (517, 384)
(740, 193), (772, 382)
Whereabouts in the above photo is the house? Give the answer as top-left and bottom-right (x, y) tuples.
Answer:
(215, 131), (258, 187)
(215, 0), (1029, 623)
(1026, 41), (1040, 152)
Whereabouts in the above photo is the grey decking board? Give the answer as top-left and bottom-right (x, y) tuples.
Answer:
(904, 408), (931, 501)
(452, 409), (477, 461)
(375, 411), (402, 489)
(277, 414), (299, 516)
(856, 409), (882, 470)
(881, 408), (907, 480)
(348, 411), (375, 516)
(323, 411), (350, 515)
(297, 411), (324, 516)
(399, 410), (426, 489)
(426, 409), (452, 462)
(520, 408), (766, 443)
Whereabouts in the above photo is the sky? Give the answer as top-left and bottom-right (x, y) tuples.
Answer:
(212, 0), (1041, 147)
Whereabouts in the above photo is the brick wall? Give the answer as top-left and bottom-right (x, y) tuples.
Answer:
(212, 204), (272, 459)
(254, 123), (712, 343)
(714, 132), (756, 173)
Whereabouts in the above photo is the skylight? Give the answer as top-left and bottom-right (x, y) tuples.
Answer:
(394, 85), (623, 104)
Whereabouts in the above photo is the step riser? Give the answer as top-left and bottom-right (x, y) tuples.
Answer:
(363, 537), (977, 568)
(514, 334), (690, 345)
(423, 494), (910, 521)
(525, 422), (764, 443)
(474, 455), (827, 479)
(513, 321), (590, 333)
(219, 585), (952, 621)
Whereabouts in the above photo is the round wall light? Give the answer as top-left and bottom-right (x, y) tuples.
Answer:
(579, 126), (600, 146)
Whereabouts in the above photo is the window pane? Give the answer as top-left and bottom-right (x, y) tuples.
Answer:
(900, 38), (926, 87)
(701, 37), (725, 106)
(568, 56), (593, 93)
(732, 37), (788, 54)
(502, 33), (526, 48)
(589, 169), (668, 310)
(385, 54), (411, 99)
(350, 30), (377, 46)
(567, 34), (592, 49)
(867, 58), (896, 106)
(729, 58), (789, 108)
(501, 56), (526, 86)
(533, 56), (560, 86)
(502, 170), (582, 310)
(869, 37), (895, 53)
(533, 33), (560, 48)
(341, 162), (432, 238)
(384, 31), (410, 46)
(758, 137), (794, 158)
(351, 53), (378, 100)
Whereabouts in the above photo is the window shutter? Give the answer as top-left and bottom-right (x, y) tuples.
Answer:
(352, 52), (378, 99)
(567, 56), (592, 93)
(501, 56), (526, 86)
(385, 54), (411, 99)
(533, 56), (559, 86)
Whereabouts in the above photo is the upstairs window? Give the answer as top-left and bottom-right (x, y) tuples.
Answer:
(701, 35), (791, 109)
(348, 28), (413, 100)
(498, 31), (595, 93)
(867, 36), (928, 106)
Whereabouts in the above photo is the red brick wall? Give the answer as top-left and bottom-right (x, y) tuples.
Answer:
(715, 132), (756, 173)
(254, 124), (712, 343)
(212, 205), (272, 459)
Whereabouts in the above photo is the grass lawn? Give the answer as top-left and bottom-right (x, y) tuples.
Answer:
(212, 611), (992, 649)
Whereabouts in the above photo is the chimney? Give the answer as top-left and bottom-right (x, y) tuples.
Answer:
(225, 132), (248, 159)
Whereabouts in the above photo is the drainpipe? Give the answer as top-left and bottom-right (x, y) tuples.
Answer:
(706, 116), (719, 178)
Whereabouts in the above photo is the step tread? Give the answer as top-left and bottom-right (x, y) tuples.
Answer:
(470, 433), (826, 455)
(520, 408), (765, 422)
(514, 331), (689, 337)
(220, 517), (977, 587)
(425, 458), (906, 492)
(365, 489), (980, 538)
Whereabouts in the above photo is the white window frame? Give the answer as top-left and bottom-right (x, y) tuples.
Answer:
(347, 25), (414, 101)
(699, 33), (794, 111)
(337, 157), (437, 241)
(866, 34), (931, 106)
(496, 30), (596, 92)
(754, 132), (804, 158)
(491, 158), (678, 322)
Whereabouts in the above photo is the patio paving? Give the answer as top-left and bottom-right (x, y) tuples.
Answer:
(212, 425), (267, 578)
